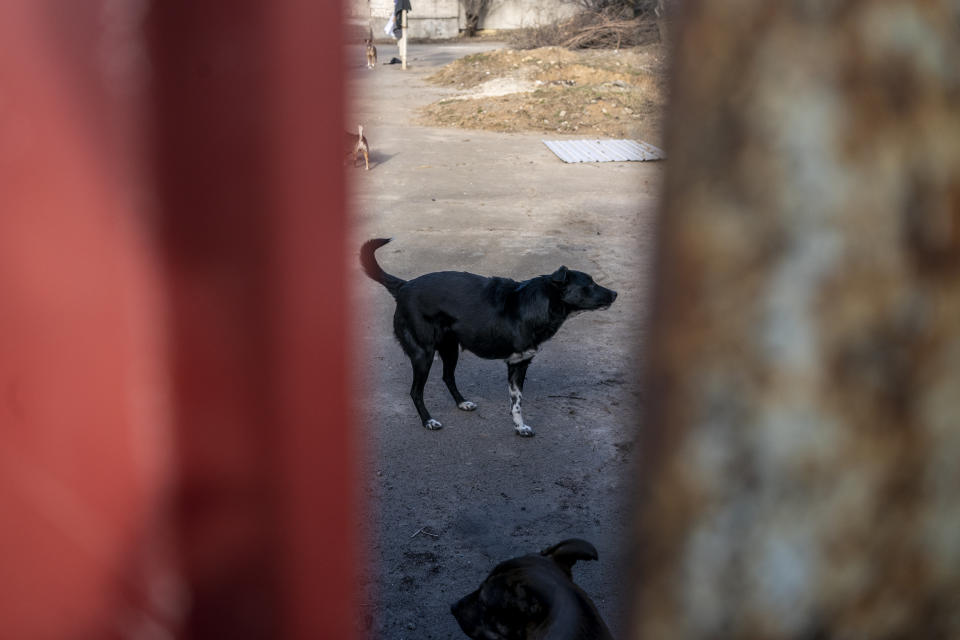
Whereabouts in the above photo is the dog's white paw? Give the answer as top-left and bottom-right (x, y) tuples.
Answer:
(458, 401), (478, 411)
(424, 419), (443, 430)
(514, 424), (535, 437)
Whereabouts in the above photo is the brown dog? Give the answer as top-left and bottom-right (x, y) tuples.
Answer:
(451, 539), (613, 639)
(345, 124), (369, 170)
(365, 38), (377, 69)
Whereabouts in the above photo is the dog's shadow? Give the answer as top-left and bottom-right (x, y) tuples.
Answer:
(365, 150), (398, 170)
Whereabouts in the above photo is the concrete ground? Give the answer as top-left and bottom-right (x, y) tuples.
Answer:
(347, 41), (661, 638)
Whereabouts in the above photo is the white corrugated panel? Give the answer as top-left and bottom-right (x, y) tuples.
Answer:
(542, 139), (666, 163)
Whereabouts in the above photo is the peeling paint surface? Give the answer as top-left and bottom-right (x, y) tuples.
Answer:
(632, 1), (960, 637)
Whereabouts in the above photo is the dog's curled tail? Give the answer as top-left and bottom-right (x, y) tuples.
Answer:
(541, 538), (599, 579)
(360, 238), (405, 297)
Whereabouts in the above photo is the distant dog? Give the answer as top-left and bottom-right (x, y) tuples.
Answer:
(451, 539), (613, 640)
(360, 238), (616, 436)
(345, 124), (369, 170)
(365, 38), (377, 68)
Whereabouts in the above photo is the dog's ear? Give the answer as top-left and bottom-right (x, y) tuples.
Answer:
(541, 538), (598, 579)
(550, 266), (569, 286)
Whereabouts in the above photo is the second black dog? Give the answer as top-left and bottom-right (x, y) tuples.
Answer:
(360, 238), (617, 436)
(451, 538), (613, 639)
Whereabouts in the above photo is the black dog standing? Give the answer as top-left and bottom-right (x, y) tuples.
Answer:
(360, 238), (617, 436)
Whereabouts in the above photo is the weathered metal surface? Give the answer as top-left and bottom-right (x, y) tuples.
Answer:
(148, 2), (359, 638)
(543, 139), (666, 163)
(631, 0), (960, 638)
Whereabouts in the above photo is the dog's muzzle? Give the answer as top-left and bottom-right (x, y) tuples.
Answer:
(594, 287), (617, 309)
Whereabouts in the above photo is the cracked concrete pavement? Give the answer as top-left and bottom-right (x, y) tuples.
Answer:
(347, 40), (661, 638)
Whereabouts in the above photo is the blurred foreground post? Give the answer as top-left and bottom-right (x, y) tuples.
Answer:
(0, 1), (174, 637)
(633, 1), (960, 637)
(148, 2), (357, 639)
(0, 1), (356, 638)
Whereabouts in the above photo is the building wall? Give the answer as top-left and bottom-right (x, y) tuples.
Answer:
(352, 0), (579, 39)
(363, 0), (460, 39)
(482, 0), (579, 30)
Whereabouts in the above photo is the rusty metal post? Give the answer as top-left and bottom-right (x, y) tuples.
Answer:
(0, 1), (175, 637)
(147, 2), (357, 639)
(632, 1), (960, 637)
(2, 1), (357, 638)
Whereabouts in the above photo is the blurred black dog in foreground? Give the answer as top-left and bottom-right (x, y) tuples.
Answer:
(451, 539), (613, 639)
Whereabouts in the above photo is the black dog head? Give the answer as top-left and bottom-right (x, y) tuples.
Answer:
(451, 539), (613, 640)
(550, 267), (617, 312)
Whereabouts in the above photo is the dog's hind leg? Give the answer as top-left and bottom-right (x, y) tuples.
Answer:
(409, 349), (442, 430)
(507, 360), (533, 437)
(396, 314), (443, 430)
(439, 336), (476, 411)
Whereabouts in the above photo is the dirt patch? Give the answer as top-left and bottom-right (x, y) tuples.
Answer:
(418, 44), (667, 141)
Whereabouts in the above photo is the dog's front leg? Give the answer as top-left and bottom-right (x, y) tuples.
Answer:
(507, 360), (533, 437)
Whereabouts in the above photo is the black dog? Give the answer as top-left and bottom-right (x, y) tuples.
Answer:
(451, 539), (613, 640)
(360, 238), (617, 436)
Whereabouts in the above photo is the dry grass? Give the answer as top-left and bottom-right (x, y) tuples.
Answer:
(419, 45), (668, 141)
(508, 10), (661, 50)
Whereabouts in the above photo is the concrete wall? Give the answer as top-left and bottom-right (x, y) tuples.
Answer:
(482, 0), (579, 30)
(363, 0), (460, 39)
(352, 0), (579, 39)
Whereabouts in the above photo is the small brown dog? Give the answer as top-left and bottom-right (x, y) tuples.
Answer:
(345, 124), (369, 170)
(365, 38), (377, 69)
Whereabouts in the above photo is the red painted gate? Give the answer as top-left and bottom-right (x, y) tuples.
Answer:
(0, 2), (358, 638)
